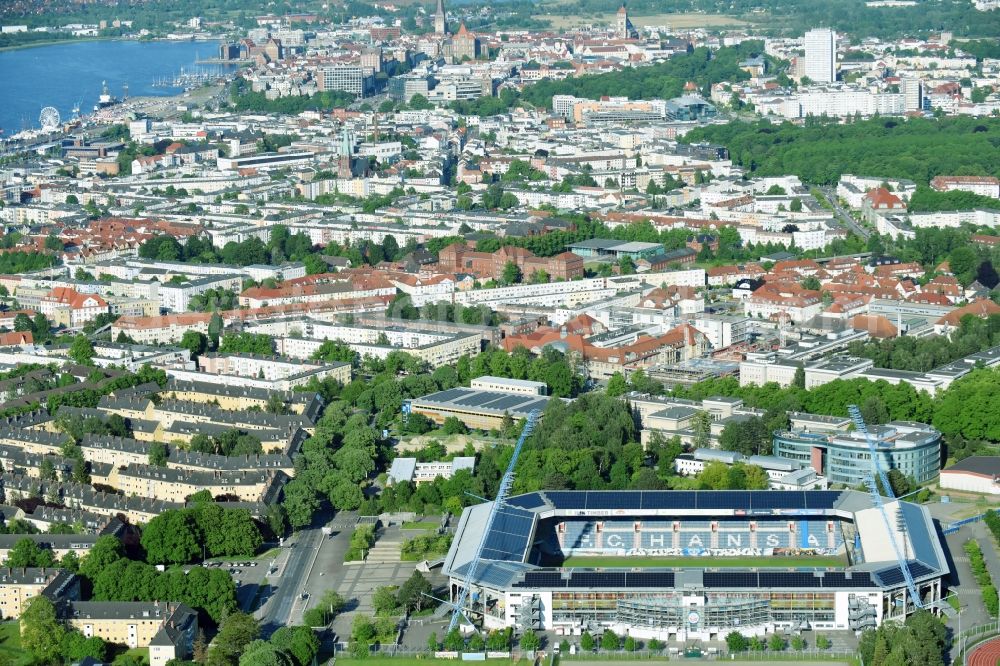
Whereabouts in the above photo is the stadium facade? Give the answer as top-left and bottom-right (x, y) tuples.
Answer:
(443, 490), (947, 640)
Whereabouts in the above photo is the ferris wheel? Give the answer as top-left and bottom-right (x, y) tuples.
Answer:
(39, 106), (61, 131)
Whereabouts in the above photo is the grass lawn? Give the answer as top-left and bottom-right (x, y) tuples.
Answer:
(0, 622), (32, 665)
(401, 521), (439, 530)
(561, 555), (846, 569)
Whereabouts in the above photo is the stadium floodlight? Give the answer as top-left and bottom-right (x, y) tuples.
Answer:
(448, 409), (540, 632)
(848, 404), (922, 608)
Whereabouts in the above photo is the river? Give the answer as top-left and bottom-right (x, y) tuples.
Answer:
(0, 39), (235, 133)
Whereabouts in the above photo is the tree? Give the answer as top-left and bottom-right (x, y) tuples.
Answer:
(441, 416), (468, 435)
(397, 571), (432, 611)
(725, 631), (748, 652)
(600, 629), (620, 651)
(790, 197), (802, 212)
(141, 510), (201, 564)
(606, 372), (627, 397)
(180, 330), (208, 358)
(209, 312), (224, 347)
(69, 334), (96, 366)
(271, 626), (320, 666)
(20, 596), (65, 663)
(501, 261), (522, 285)
(79, 535), (124, 583)
(580, 632), (594, 651)
(692, 410), (712, 449)
(520, 630), (540, 652)
(6, 538), (55, 567)
(372, 586), (398, 615)
(61, 632), (107, 663)
(792, 365), (806, 389)
(213, 613), (260, 664)
(768, 634), (786, 652)
(442, 628), (464, 651)
(623, 636), (637, 652)
(791, 635), (806, 650)
(240, 640), (291, 666)
(816, 635), (831, 650)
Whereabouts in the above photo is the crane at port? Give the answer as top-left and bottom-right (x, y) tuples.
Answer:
(448, 409), (540, 632)
(848, 404), (922, 608)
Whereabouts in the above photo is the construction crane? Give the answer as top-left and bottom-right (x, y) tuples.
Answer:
(448, 409), (540, 632)
(848, 404), (922, 608)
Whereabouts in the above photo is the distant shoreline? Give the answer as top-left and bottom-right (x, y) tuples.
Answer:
(0, 35), (114, 53)
(0, 34), (219, 54)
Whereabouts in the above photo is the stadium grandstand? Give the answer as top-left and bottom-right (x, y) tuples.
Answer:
(442, 490), (948, 641)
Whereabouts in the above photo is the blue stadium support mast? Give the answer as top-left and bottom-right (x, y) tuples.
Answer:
(848, 404), (922, 608)
(449, 409), (540, 632)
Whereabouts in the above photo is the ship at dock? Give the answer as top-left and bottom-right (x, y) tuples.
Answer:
(93, 80), (126, 112)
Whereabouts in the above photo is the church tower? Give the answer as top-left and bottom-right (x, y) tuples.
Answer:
(616, 3), (638, 39)
(434, 0), (448, 35)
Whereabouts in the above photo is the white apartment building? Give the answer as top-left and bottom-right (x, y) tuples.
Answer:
(158, 275), (244, 313)
(804, 28), (836, 83)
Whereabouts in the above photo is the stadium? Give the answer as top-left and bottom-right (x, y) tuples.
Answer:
(442, 490), (948, 641)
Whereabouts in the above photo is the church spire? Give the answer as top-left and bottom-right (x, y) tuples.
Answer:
(434, 0), (447, 35)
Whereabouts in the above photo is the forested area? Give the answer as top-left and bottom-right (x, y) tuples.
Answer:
(0, 251), (58, 274)
(682, 116), (1000, 185)
(520, 42), (761, 109)
(907, 185), (1000, 213)
(139, 225), (326, 273)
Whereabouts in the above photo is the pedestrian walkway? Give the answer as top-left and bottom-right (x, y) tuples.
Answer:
(367, 537), (402, 563)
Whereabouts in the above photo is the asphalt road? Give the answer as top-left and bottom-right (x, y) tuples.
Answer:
(820, 186), (871, 240)
(259, 525), (325, 636)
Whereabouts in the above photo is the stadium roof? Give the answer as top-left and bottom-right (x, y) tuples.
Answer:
(444, 490), (947, 593)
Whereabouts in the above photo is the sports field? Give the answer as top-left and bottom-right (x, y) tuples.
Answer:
(561, 555), (846, 569)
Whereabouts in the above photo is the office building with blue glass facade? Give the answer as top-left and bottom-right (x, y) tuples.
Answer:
(773, 421), (941, 486)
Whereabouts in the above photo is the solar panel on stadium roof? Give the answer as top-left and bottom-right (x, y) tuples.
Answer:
(908, 562), (935, 578)
(875, 567), (905, 586)
(750, 491), (807, 510)
(696, 492), (738, 509)
(899, 502), (939, 568)
(545, 491), (586, 509)
(615, 492), (643, 510)
(516, 572), (566, 588)
(625, 572), (676, 588)
(570, 572), (626, 588)
(641, 491), (695, 509)
(586, 493), (620, 510)
(821, 572), (874, 587)
(480, 506), (535, 562)
(508, 493), (544, 509)
(805, 490), (841, 509)
(759, 572), (819, 588)
(477, 562), (517, 588)
(704, 572), (758, 587)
